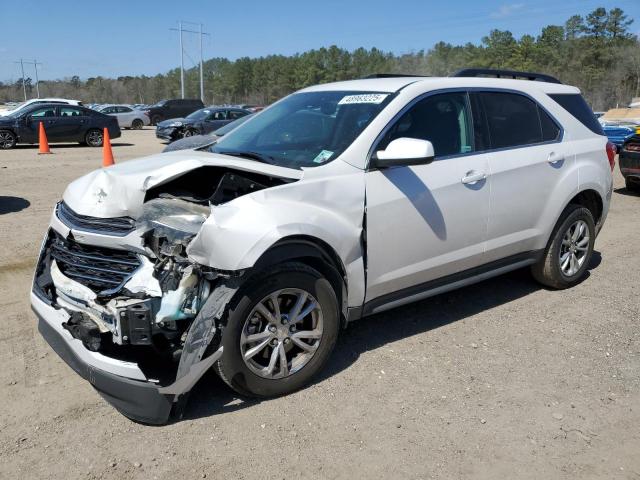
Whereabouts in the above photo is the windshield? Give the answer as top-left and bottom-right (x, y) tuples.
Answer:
(210, 91), (393, 168)
(152, 100), (167, 107)
(186, 108), (212, 121)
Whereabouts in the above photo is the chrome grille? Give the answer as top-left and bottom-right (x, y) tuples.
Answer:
(50, 232), (141, 294)
(56, 201), (136, 236)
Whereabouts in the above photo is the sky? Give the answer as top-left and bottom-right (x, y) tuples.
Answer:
(1, 0), (639, 82)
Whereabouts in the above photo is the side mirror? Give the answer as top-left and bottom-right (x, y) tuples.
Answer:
(372, 138), (435, 168)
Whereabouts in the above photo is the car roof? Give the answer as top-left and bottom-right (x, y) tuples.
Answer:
(300, 76), (579, 95)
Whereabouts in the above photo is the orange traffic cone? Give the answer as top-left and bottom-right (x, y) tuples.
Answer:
(38, 122), (51, 154)
(102, 128), (115, 167)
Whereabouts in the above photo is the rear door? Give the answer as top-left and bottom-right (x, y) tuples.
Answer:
(57, 106), (90, 141)
(471, 91), (571, 261)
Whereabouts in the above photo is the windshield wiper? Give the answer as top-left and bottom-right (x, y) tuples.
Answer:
(218, 150), (275, 164)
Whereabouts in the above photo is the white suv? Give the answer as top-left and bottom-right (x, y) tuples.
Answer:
(32, 69), (614, 423)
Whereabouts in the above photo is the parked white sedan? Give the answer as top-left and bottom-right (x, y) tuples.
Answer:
(98, 104), (149, 129)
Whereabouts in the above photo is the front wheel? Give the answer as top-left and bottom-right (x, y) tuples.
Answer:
(85, 129), (103, 147)
(531, 205), (595, 289)
(216, 263), (339, 398)
(182, 128), (196, 138)
(0, 129), (16, 149)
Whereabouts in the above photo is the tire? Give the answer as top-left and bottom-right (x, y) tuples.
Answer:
(131, 119), (143, 130)
(625, 177), (640, 192)
(85, 129), (103, 147)
(182, 128), (196, 138)
(216, 262), (340, 398)
(0, 129), (16, 149)
(151, 115), (162, 126)
(531, 204), (596, 289)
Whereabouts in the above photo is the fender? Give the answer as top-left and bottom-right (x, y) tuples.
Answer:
(186, 169), (367, 308)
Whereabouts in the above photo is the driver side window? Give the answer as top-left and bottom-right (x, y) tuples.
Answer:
(378, 92), (473, 158)
(29, 107), (57, 118)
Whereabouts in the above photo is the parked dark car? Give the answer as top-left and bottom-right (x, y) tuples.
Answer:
(602, 122), (637, 152)
(156, 106), (251, 142)
(145, 99), (204, 126)
(0, 103), (120, 149)
(162, 112), (255, 152)
(619, 134), (640, 191)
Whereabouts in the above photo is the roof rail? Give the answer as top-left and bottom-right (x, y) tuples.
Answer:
(363, 73), (428, 79)
(452, 68), (562, 84)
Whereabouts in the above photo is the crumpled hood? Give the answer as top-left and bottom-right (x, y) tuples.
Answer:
(62, 150), (303, 218)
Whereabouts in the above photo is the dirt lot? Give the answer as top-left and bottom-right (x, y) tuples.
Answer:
(1, 129), (639, 479)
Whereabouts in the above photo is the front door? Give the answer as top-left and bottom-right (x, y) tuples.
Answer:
(365, 91), (491, 303)
(22, 106), (60, 143)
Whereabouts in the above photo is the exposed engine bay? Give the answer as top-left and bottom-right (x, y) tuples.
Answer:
(33, 167), (292, 384)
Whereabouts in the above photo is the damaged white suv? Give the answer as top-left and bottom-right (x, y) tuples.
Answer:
(32, 69), (614, 424)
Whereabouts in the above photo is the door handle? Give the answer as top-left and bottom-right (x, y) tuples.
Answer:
(461, 170), (487, 185)
(547, 152), (564, 165)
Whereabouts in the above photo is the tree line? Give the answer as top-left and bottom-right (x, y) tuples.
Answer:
(1, 7), (638, 111)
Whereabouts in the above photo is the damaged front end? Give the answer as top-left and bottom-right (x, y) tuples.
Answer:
(31, 166), (291, 424)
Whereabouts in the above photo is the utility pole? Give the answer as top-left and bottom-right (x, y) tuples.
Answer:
(179, 21), (184, 99)
(33, 60), (40, 98)
(14, 59), (27, 101)
(19, 59), (26, 101)
(199, 23), (204, 103)
(14, 59), (43, 100)
(170, 21), (210, 102)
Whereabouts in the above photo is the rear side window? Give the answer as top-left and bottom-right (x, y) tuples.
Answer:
(476, 92), (546, 149)
(471, 92), (561, 150)
(549, 94), (603, 135)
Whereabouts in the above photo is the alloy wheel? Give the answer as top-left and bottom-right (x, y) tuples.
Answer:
(87, 130), (103, 147)
(0, 131), (15, 149)
(559, 219), (590, 277)
(240, 288), (323, 379)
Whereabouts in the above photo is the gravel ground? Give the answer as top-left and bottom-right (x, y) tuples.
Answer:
(0, 129), (639, 479)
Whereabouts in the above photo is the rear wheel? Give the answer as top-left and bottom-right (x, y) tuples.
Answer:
(216, 263), (339, 398)
(85, 129), (103, 147)
(131, 119), (144, 130)
(531, 204), (595, 289)
(0, 130), (16, 149)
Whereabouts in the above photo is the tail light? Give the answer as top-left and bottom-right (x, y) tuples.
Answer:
(606, 142), (616, 171)
(143, 110), (150, 117)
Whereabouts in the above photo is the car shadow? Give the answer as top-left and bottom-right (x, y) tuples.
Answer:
(0, 196), (30, 214)
(182, 252), (603, 421)
(614, 186), (640, 197)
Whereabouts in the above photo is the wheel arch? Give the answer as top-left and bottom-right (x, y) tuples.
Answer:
(567, 189), (603, 224)
(252, 235), (349, 327)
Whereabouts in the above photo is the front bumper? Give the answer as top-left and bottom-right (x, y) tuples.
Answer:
(155, 126), (180, 141)
(32, 291), (174, 423)
(31, 219), (225, 424)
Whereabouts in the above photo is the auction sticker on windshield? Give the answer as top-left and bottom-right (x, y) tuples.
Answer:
(338, 93), (389, 105)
